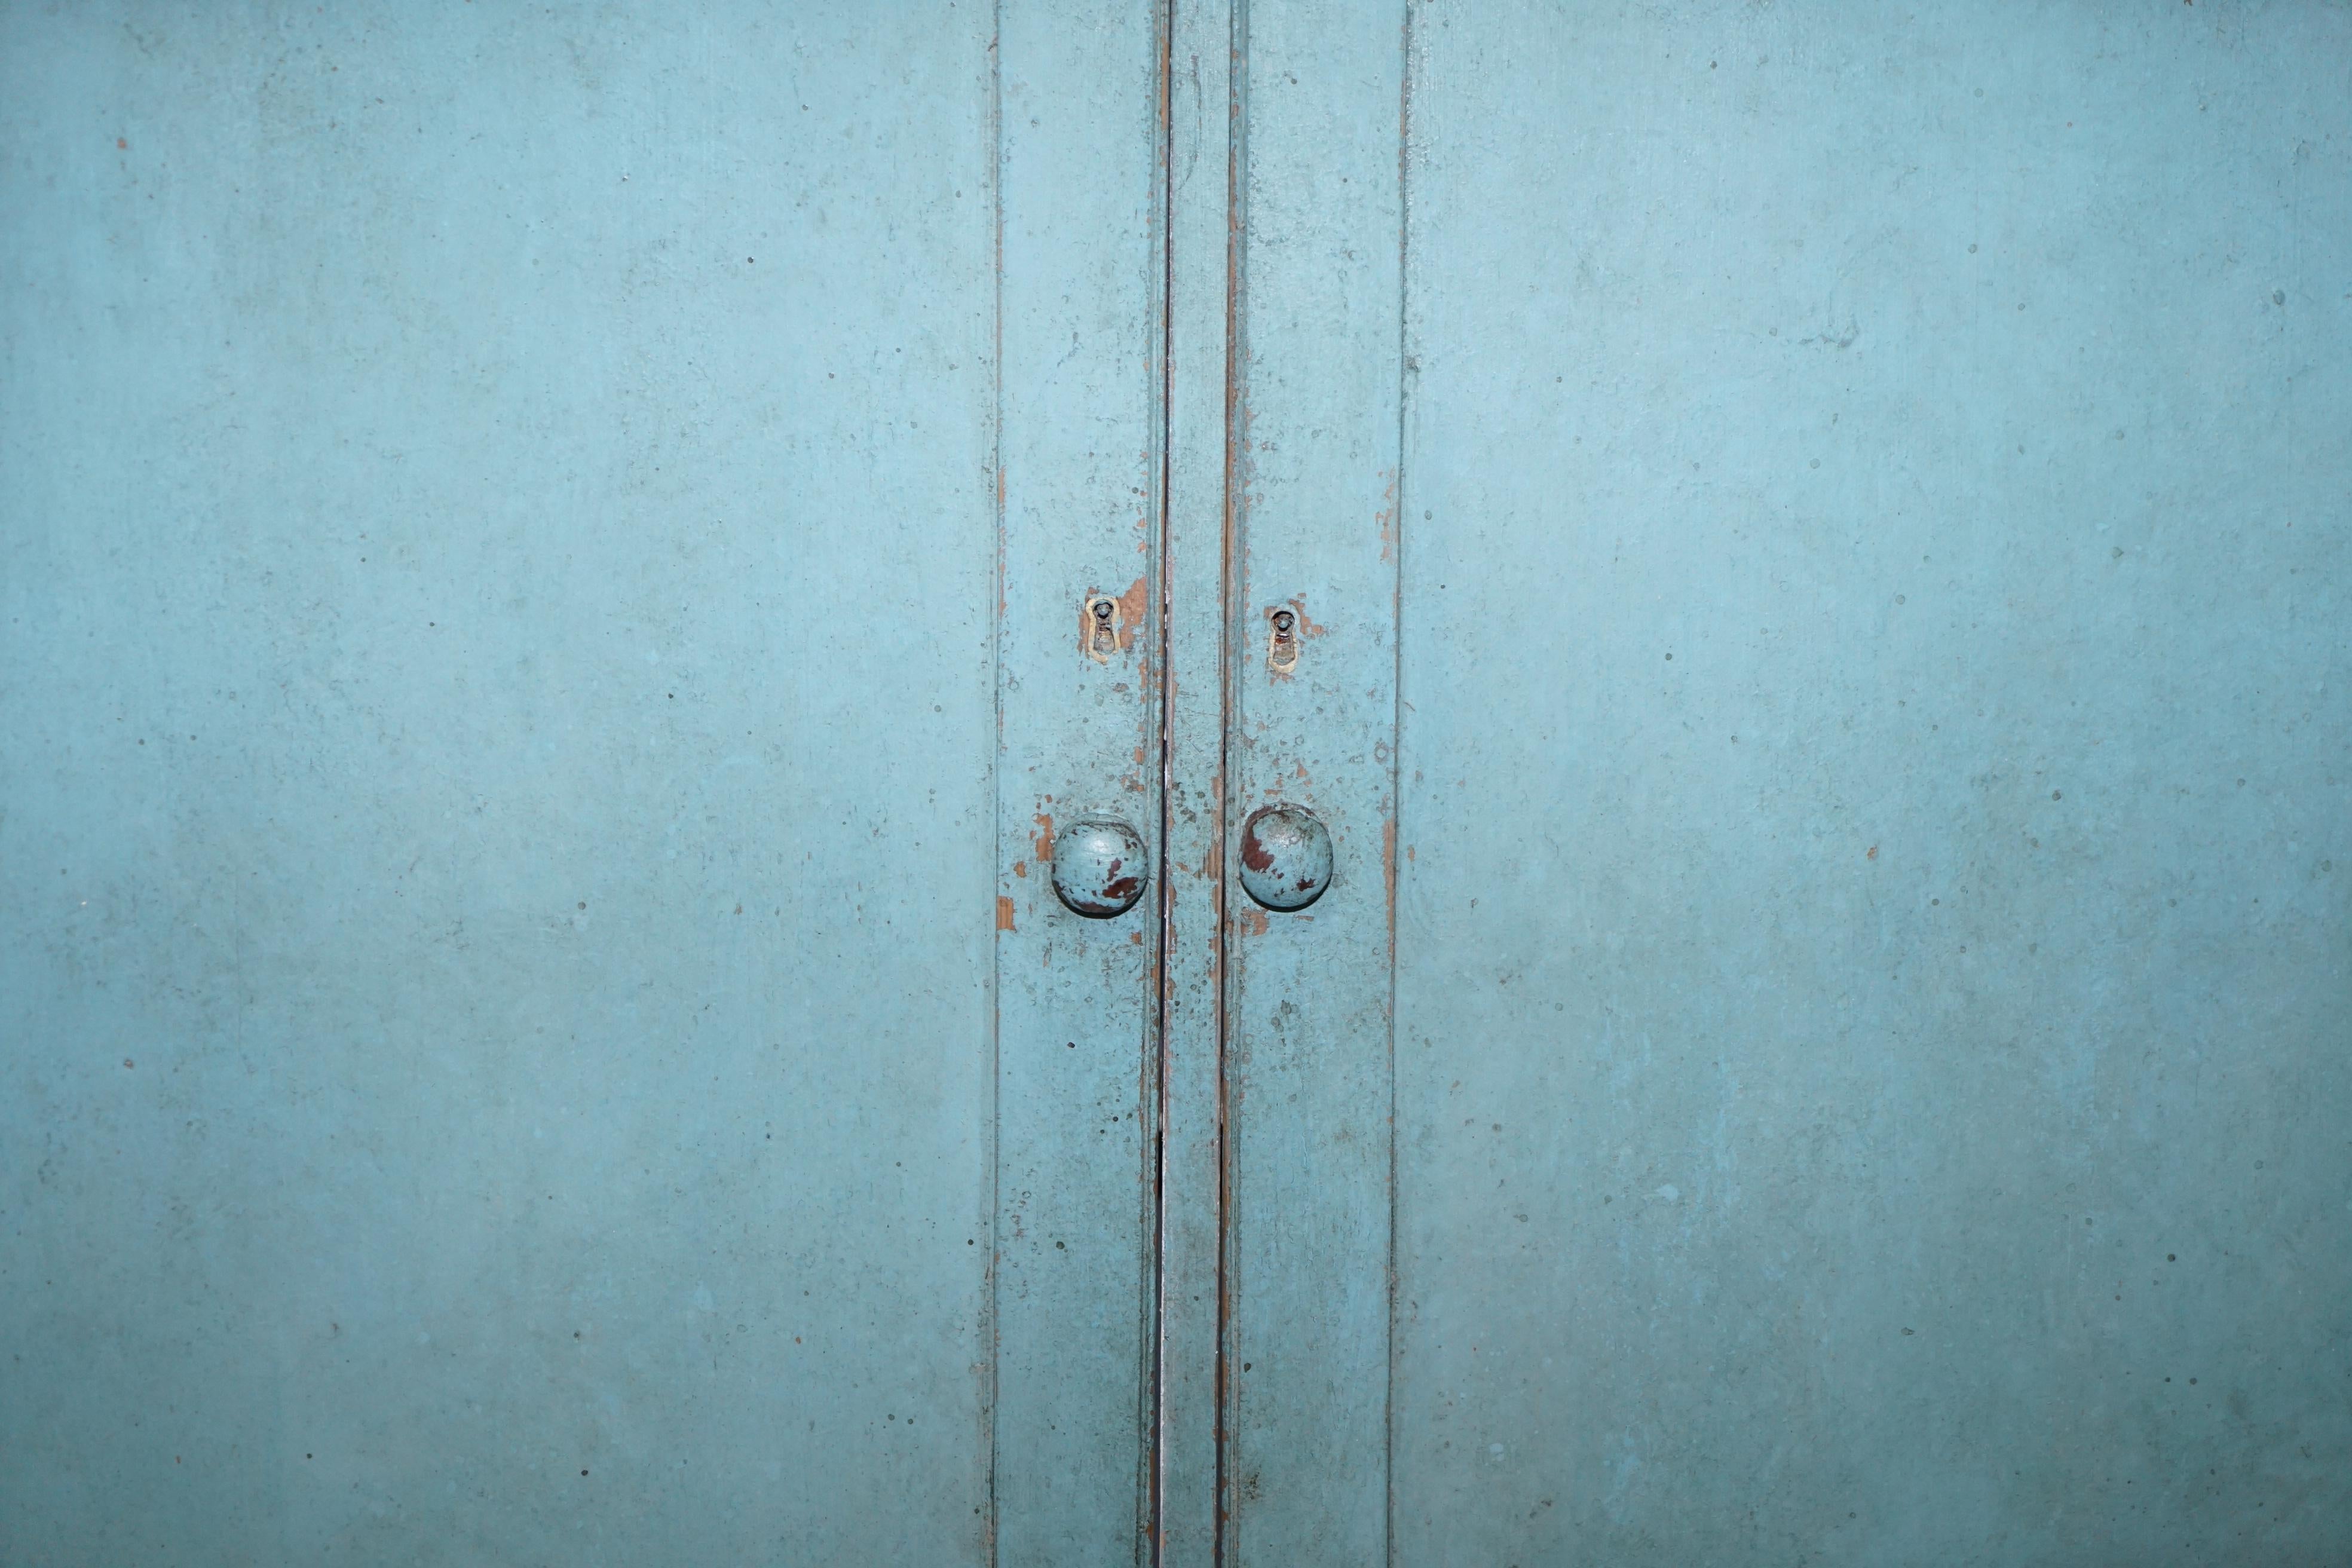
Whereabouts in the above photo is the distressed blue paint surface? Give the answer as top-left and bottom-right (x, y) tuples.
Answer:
(1154, 4), (1239, 1559)
(991, 3), (1166, 1561)
(14, 5), (2348, 1561)
(1389, 4), (2352, 1562)
(1221, 2), (1406, 1559)
(0, 5), (1157, 1561)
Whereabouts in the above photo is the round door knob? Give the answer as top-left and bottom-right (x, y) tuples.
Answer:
(1051, 817), (1150, 918)
(1238, 803), (1331, 911)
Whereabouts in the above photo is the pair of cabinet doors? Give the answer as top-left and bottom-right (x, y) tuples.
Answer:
(5, 4), (2348, 1564)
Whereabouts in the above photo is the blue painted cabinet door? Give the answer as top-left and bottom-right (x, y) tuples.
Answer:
(1220, 4), (2352, 1563)
(1, 6), (1169, 1562)
(14, 7), (2350, 1563)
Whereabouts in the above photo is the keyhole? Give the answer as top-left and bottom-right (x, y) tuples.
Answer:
(1086, 595), (1120, 659)
(1267, 607), (1299, 671)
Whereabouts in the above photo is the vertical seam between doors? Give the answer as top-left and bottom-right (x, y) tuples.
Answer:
(986, 2), (1004, 1561)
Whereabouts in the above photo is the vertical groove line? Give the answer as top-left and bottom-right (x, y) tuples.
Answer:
(1385, 3), (1411, 1562)
(1150, 0), (1175, 1560)
(1214, 1), (1244, 1560)
(986, 1), (1005, 1560)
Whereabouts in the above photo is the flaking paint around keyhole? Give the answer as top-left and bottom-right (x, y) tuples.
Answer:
(1267, 607), (1299, 672)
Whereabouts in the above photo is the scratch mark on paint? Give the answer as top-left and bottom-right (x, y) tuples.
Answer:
(1377, 467), (1397, 561)
(1383, 817), (1398, 958)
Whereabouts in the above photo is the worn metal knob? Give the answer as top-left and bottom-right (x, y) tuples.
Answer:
(1237, 804), (1331, 911)
(1051, 817), (1150, 918)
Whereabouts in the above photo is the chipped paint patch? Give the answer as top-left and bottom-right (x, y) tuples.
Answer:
(1080, 576), (1154, 663)
(1263, 596), (1329, 678)
(1114, 574), (1150, 653)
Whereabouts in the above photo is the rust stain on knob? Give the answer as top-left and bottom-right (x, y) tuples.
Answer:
(1237, 804), (1331, 911)
(1050, 817), (1150, 918)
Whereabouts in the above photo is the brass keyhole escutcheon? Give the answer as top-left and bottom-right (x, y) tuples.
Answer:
(1267, 607), (1298, 672)
(1084, 594), (1122, 662)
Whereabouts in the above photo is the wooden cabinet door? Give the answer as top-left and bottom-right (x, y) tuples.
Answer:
(1218, 4), (2352, 1563)
(13, 7), (2348, 1564)
(1, 6), (1169, 1562)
